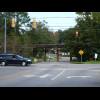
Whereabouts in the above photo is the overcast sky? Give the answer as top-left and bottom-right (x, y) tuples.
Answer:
(28, 12), (78, 31)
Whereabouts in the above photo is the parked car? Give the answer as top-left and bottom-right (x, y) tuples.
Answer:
(58, 53), (62, 56)
(0, 53), (32, 66)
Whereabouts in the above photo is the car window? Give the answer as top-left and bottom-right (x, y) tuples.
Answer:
(13, 55), (16, 58)
(15, 55), (23, 59)
(0, 55), (6, 58)
(5, 55), (13, 59)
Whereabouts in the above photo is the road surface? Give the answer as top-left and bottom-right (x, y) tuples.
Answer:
(0, 61), (100, 87)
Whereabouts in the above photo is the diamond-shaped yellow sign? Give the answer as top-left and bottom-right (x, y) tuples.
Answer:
(78, 50), (84, 55)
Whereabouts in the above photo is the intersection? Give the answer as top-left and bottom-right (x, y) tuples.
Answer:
(0, 62), (100, 87)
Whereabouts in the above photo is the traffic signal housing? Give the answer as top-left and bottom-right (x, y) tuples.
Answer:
(76, 30), (78, 37)
(11, 17), (15, 28)
(53, 32), (55, 37)
(33, 18), (37, 29)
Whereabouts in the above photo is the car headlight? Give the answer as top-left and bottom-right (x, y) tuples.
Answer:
(27, 60), (31, 62)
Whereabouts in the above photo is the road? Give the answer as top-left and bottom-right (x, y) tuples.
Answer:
(0, 60), (100, 87)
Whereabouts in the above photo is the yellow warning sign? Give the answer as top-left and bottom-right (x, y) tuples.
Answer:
(78, 50), (84, 55)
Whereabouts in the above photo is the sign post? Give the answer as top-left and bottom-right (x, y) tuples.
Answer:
(81, 54), (82, 62)
(78, 50), (84, 62)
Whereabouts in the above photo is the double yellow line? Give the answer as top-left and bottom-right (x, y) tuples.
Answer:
(3, 69), (35, 79)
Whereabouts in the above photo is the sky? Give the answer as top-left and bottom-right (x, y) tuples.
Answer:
(28, 12), (78, 32)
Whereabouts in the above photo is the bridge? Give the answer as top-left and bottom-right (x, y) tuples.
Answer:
(33, 44), (65, 48)
(0, 44), (66, 61)
(33, 44), (65, 61)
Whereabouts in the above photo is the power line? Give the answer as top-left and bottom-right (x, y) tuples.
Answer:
(30, 17), (76, 19)
(47, 26), (75, 27)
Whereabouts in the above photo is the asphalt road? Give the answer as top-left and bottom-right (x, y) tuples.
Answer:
(0, 61), (100, 87)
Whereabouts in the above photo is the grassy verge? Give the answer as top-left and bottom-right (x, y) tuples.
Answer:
(53, 56), (61, 60)
(82, 61), (100, 64)
(70, 59), (100, 64)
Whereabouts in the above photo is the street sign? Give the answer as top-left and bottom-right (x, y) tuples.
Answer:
(78, 50), (84, 55)
(94, 53), (98, 59)
(94, 53), (98, 61)
(78, 50), (84, 62)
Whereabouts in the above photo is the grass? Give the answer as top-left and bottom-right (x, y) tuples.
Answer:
(70, 59), (100, 64)
(82, 61), (100, 64)
(53, 56), (61, 60)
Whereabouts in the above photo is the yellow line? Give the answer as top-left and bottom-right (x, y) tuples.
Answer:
(3, 69), (35, 79)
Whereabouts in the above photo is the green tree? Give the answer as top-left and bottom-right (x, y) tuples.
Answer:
(74, 12), (100, 61)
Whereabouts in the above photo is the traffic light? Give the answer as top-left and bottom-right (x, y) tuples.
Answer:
(53, 32), (55, 37)
(33, 18), (37, 29)
(11, 17), (15, 28)
(76, 30), (78, 37)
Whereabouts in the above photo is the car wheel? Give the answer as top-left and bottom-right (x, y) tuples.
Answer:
(21, 61), (27, 66)
(1, 61), (6, 66)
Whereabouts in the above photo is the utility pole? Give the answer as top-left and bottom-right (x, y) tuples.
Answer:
(4, 12), (17, 53)
(4, 18), (6, 53)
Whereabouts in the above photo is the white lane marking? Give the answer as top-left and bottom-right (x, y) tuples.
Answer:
(24, 74), (52, 78)
(24, 75), (36, 77)
(38, 69), (88, 71)
(39, 74), (52, 78)
(51, 70), (66, 80)
(66, 76), (92, 78)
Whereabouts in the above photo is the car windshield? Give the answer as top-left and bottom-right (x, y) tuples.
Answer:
(16, 55), (23, 59)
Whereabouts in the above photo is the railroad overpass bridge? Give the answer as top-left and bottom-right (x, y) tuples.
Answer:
(0, 44), (66, 61)
(33, 44), (65, 61)
(33, 44), (65, 48)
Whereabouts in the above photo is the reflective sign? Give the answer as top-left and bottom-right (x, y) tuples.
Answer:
(78, 50), (84, 55)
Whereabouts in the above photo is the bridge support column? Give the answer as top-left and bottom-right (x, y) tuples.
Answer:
(57, 48), (59, 61)
(44, 48), (46, 61)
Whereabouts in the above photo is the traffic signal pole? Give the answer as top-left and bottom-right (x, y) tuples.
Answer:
(4, 18), (6, 53)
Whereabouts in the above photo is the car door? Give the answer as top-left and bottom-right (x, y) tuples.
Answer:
(5, 55), (14, 64)
(12, 55), (21, 64)
(6, 55), (19, 64)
